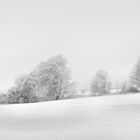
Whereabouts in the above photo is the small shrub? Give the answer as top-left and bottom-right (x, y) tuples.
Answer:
(127, 86), (139, 93)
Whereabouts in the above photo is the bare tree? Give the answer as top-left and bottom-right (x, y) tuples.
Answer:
(130, 57), (140, 89)
(90, 70), (111, 96)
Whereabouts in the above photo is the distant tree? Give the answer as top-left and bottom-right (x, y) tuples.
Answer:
(35, 55), (76, 100)
(120, 80), (129, 94)
(0, 93), (8, 104)
(90, 70), (111, 96)
(130, 57), (140, 89)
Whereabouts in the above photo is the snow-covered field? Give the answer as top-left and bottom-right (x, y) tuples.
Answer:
(1, 94), (140, 140)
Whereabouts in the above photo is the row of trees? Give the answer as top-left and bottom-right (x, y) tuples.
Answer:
(1, 56), (140, 104)
(0, 55), (76, 104)
(90, 57), (140, 96)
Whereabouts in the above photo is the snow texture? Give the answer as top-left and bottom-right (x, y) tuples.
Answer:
(0, 93), (140, 140)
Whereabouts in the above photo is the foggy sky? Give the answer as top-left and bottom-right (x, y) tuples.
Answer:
(0, 0), (140, 91)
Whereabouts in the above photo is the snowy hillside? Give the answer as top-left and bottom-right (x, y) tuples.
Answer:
(1, 94), (140, 140)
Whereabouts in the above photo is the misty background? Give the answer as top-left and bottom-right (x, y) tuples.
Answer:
(0, 0), (140, 91)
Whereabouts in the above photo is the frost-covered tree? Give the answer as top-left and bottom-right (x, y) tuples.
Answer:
(15, 74), (38, 103)
(35, 55), (76, 100)
(7, 74), (38, 103)
(90, 70), (111, 96)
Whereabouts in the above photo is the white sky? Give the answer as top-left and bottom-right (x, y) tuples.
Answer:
(0, 0), (140, 91)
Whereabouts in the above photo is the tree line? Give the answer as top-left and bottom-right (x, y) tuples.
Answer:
(0, 55), (140, 104)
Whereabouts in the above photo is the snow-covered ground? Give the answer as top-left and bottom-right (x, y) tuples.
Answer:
(1, 93), (140, 140)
